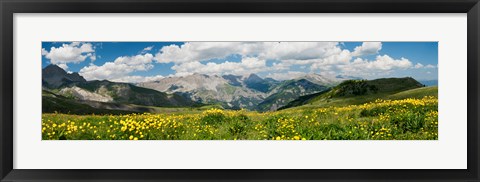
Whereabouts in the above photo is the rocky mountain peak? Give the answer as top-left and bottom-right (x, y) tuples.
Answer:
(43, 64), (67, 76)
(244, 74), (267, 85)
(42, 64), (86, 89)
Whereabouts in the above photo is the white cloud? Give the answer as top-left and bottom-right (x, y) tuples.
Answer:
(425, 64), (436, 68)
(241, 57), (267, 68)
(260, 42), (341, 61)
(154, 42), (351, 77)
(79, 54), (154, 81)
(270, 62), (290, 71)
(71, 41), (433, 82)
(42, 42), (95, 65)
(171, 57), (268, 76)
(155, 42), (239, 64)
(413, 63), (437, 69)
(351, 42), (382, 56)
(143, 46), (154, 51)
(141, 46), (154, 54)
(154, 42), (342, 64)
(151, 41), (430, 80)
(41, 48), (48, 55)
(414, 63), (424, 69)
(89, 54), (97, 62)
(110, 75), (164, 83)
(266, 71), (308, 81)
(310, 49), (352, 71)
(337, 55), (413, 77)
(70, 42), (81, 47)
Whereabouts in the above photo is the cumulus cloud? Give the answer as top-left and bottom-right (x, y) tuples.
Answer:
(110, 75), (164, 83)
(79, 54), (154, 81)
(310, 49), (352, 71)
(42, 42), (96, 65)
(154, 42), (342, 64)
(154, 42), (354, 77)
(155, 42), (240, 64)
(351, 42), (382, 56)
(68, 41), (432, 82)
(414, 63), (424, 69)
(171, 57), (268, 76)
(150, 41), (428, 79)
(337, 55), (413, 77)
(413, 63), (437, 69)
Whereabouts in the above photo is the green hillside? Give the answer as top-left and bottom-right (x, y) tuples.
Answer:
(280, 77), (429, 110)
(43, 90), (219, 115)
(387, 86), (438, 100)
(73, 80), (195, 107)
(42, 90), (134, 115)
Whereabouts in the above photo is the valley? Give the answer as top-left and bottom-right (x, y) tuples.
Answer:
(42, 64), (353, 113)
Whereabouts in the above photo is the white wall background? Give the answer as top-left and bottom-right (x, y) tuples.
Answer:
(13, 13), (467, 169)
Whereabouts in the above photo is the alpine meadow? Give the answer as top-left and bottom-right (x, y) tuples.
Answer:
(41, 42), (438, 140)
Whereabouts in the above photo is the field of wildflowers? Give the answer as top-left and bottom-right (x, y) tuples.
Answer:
(42, 96), (438, 140)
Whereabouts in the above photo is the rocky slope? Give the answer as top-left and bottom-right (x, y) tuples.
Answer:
(138, 73), (267, 110)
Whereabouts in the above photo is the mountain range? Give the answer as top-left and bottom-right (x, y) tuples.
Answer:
(43, 64), (397, 114)
(42, 64), (197, 114)
(136, 71), (348, 111)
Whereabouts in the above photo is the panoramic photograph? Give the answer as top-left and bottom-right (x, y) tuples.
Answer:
(41, 41), (438, 140)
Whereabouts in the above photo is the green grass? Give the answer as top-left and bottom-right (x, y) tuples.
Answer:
(282, 86), (437, 111)
(42, 96), (438, 140)
(139, 104), (224, 114)
(387, 86), (438, 100)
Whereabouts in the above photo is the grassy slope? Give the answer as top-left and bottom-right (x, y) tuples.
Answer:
(43, 90), (217, 115)
(281, 78), (432, 110)
(283, 86), (438, 111)
(42, 90), (134, 115)
(387, 86), (438, 100)
(42, 95), (438, 140)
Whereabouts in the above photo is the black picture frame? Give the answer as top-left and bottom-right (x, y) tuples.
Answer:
(1, 0), (479, 181)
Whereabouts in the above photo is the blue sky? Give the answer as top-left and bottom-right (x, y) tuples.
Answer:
(42, 42), (438, 83)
